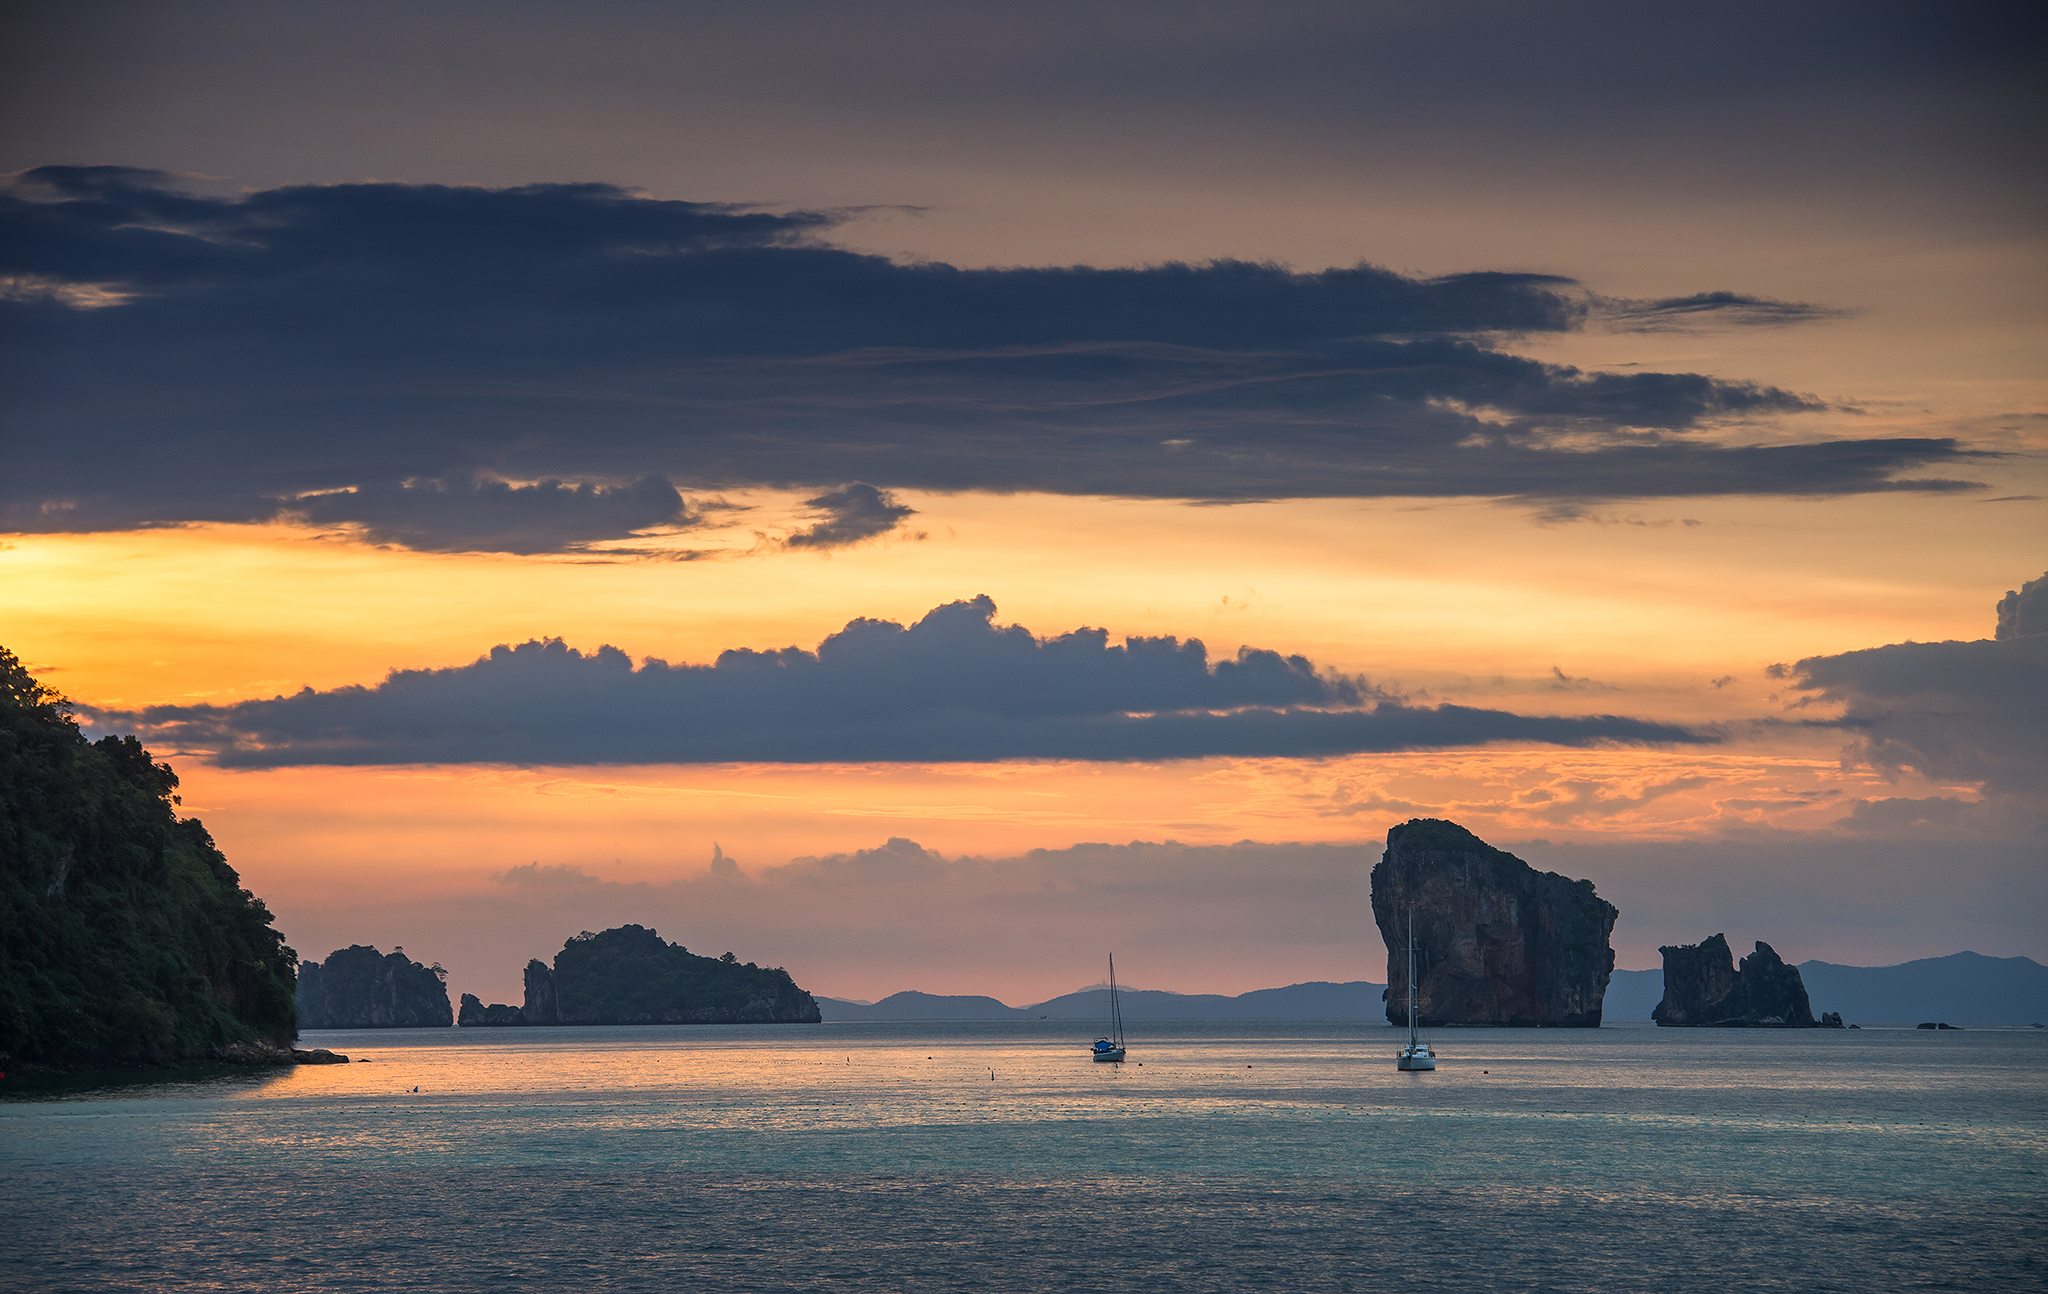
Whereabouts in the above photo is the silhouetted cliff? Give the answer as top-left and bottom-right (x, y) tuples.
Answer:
(1654, 934), (1823, 1026)
(0, 648), (302, 1070)
(1369, 818), (1617, 1027)
(298, 945), (453, 1028)
(463, 925), (821, 1025)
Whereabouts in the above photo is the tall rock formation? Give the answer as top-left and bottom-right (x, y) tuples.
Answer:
(522, 958), (560, 1023)
(1369, 818), (1618, 1027)
(297, 945), (454, 1028)
(1653, 935), (1822, 1026)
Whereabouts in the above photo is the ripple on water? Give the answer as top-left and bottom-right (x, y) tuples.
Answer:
(3, 1023), (2044, 1292)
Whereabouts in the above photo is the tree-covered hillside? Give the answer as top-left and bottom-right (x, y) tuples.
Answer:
(0, 648), (299, 1068)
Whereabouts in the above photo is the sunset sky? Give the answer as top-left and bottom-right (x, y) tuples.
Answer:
(3, 3), (2042, 1004)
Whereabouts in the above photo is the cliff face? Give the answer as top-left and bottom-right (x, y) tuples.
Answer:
(0, 647), (299, 1070)
(1369, 818), (1618, 1027)
(1653, 935), (1821, 1026)
(523, 958), (560, 1023)
(297, 946), (453, 1029)
(464, 925), (822, 1025)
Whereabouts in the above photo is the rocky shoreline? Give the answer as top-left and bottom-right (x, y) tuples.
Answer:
(4, 1043), (349, 1085)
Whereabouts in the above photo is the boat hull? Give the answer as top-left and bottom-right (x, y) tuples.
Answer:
(1397, 1044), (1436, 1071)
(1092, 1048), (1126, 1062)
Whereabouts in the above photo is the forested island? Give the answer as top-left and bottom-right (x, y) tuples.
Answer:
(0, 648), (330, 1071)
(460, 924), (822, 1025)
(298, 945), (454, 1028)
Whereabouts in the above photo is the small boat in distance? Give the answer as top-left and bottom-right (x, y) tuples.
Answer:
(1398, 910), (1436, 1072)
(1091, 953), (1128, 1062)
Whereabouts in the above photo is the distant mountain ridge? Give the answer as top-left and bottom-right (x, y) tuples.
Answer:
(821, 953), (2048, 1025)
(819, 981), (1383, 1022)
(819, 978), (1392, 1019)
(1609, 952), (2048, 1027)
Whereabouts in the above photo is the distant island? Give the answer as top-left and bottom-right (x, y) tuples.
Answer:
(459, 925), (822, 1025)
(1653, 934), (1841, 1027)
(0, 648), (336, 1072)
(1369, 818), (1617, 1027)
(298, 945), (454, 1029)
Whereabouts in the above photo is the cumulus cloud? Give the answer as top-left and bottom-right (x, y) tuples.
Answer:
(1789, 569), (2048, 798)
(90, 596), (1711, 766)
(1996, 571), (2048, 641)
(784, 483), (917, 550)
(0, 168), (1986, 553)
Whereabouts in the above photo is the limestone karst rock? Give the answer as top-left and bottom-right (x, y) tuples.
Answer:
(1653, 934), (1824, 1026)
(462, 925), (822, 1025)
(1368, 818), (1618, 1027)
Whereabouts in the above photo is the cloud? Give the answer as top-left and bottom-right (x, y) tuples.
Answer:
(1996, 570), (2048, 640)
(784, 483), (917, 550)
(88, 596), (1712, 767)
(1548, 665), (1618, 692)
(288, 474), (691, 554)
(1600, 291), (1844, 331)
(0, 168), (1988, 552)
(1788, 569), (2048, 798)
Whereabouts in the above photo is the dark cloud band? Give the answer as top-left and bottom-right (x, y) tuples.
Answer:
(88, 596), (1713, 767)
(0, 167), (1986, 553)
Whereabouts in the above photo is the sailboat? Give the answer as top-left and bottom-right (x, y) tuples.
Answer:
(1090, 953), (1128, 1062)
(1397, 910), (1437, 1072)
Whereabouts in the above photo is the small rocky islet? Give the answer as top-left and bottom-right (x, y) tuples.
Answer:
(458, 924), (822, 1026)
(1653, 933), (1843, 1028)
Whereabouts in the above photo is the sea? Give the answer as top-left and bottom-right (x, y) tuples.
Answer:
(4, 1021), (2043, 1292)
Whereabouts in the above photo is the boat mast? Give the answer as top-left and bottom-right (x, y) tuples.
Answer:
(1110, 954), (1127, 1048)
(1406, 909), (1419, 1047)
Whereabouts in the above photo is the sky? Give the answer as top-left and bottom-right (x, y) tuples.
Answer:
(2, 2), (2043, 1005)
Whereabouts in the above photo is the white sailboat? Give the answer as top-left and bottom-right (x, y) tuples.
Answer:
(1090, 953), (1127, 1062)
(1397, 910), (1436, 1072)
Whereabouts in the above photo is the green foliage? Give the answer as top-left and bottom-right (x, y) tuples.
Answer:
(0, 646), (299, 1067)
(1387, 817), (1507, 857)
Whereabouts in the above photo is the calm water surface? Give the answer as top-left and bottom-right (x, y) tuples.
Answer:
(4, 1022), (2043, 1291)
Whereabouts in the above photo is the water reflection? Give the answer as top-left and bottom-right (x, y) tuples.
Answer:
(4, 1023), (2043, 1291)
